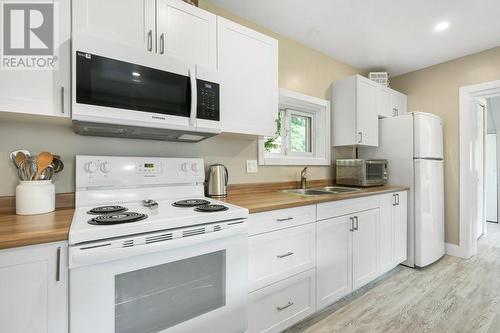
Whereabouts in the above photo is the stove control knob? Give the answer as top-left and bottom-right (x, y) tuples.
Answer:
(181, 162), (188, 172)
(84, 161), (97, 174)
(99, 161), (111, 174)
(191, 163), (199, 172)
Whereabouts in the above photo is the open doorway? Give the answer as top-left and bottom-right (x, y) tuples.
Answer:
(486, 97), (500, 225)
(459, 80), (500, 258)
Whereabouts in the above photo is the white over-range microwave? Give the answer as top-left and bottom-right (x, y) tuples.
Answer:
(71, 35), (221, 142)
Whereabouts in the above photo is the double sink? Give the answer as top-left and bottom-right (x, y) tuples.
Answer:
(280, 186), (363, 196)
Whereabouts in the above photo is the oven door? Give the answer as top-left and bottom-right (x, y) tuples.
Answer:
(69, 223), (247, 333)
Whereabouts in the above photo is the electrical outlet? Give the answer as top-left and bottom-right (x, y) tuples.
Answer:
(246, 160), (258, 173)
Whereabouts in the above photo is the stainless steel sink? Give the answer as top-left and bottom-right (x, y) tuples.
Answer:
(280, 189), (333, 196)
(280, 186), (363, 196)
(310, 186), (363, 193)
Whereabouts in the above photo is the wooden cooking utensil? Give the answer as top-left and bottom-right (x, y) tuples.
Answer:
(15, 152), (27, 170)
(35, 152), (53, 180)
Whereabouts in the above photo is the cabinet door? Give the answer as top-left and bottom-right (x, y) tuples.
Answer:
(378, 194), (394, 274)
(391, 91), (408, 116)
(73, 0), (155, 52)
(0, 242), (68, 333)
(0, 0), (70, 117)
(218, 17), (278, 136)
(393, 191), (408, 265)
(356, 78), (379, 146)
(157, 0), (216, 68)
(316, 215), (352, 310)
(352, 208), (379, 290)
(378, 87), (392, 118)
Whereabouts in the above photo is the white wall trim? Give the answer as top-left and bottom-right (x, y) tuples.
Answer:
(445, 242), (469, 259)
(459, 79), (500, 259)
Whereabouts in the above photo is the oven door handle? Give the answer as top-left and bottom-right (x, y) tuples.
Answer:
(69, 222), (246, 268)
(189, 67), (197, 127)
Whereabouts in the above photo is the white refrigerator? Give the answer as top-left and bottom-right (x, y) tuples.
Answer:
(360, 112), (445, 267)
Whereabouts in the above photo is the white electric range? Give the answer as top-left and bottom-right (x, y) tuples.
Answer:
(68, 155), (249, 333)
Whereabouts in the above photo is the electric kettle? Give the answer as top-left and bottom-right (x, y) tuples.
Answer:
(207, 164), (228, 197)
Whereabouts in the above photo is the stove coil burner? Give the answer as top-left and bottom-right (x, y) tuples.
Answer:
(87, 205), (128, 215)
(88, 212), (148, 225)
(172, 199), (210, 207)
(194, 204), (229, 213)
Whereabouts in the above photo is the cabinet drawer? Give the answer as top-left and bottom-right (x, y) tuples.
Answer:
(249, 223), (316, 291)
(248, 269), (316, 333)
(316, 196), (379, 221)
(248, 205), (316, 236)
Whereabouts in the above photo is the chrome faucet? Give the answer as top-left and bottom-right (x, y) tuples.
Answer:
(300, 167), (308, 189)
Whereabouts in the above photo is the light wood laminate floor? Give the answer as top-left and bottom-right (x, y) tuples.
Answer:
(286, 223), (500, 333)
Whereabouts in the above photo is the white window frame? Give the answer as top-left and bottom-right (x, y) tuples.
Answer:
(258, 88), (331, 166)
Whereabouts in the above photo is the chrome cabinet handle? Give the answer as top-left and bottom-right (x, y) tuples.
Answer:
(396, 194), (400, 206)
(147, 30), (153, 51)
(56, 247), (61, 282)
(349, 216), (354, 232)
(276, 252), (294, 259)
(276, 301), (294, 311)
(276, 217), (293, 222)
(354, 216), (359, 231)
(393, 194), (397, 206)
(358, 131), (363, 143)
(60, 87), (65, 114)
(160, 33), (165, 54)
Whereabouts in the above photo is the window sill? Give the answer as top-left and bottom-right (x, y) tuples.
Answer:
(259, 155), (330, 166)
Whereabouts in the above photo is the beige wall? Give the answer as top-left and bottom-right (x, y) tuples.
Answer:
(0, 1), (361, 196)
(391, 46), (500, 245)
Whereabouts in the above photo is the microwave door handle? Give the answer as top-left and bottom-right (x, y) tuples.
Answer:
(188, 68), (197, 127)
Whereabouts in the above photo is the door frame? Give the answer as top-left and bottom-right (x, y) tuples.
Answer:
(459, 80), (500, 258)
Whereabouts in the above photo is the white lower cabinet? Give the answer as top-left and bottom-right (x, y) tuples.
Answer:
(316, 215), (352, 309)
(248, 269), (316, 333)
(0, 242), (68, 333)
(249, 223), (316, 292)
(316, 208), (379, 309)
(352, 209), (379, 289)
(248, 192), (407, 332)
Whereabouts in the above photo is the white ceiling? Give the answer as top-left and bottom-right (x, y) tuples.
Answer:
(210, 0), (500, 76)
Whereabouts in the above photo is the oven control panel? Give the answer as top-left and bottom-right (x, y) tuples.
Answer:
(76, 156), (205, 188)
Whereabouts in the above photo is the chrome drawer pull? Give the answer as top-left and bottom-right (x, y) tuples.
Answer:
(276, 217), (293, 222)
(276, 251), (294, 259)
(276, 301), (294, 311)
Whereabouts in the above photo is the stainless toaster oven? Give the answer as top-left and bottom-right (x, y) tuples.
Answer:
(335, 159), (388, 187)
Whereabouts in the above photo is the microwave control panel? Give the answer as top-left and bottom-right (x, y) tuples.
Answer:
(197, 79), (220, 121)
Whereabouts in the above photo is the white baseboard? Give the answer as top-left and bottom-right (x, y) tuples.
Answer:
(445, 242), (470, 259)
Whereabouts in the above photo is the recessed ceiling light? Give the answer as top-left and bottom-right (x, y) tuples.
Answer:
(434, 21), (450, 32)
(132, 72), (141, 77)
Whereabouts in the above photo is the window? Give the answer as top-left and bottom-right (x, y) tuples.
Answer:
(259, 89), (331, 166)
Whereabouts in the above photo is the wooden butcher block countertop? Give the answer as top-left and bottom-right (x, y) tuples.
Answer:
(0, 182), (408, 250)
(222, 184), (409, 214)
(0, 208), (73, 250)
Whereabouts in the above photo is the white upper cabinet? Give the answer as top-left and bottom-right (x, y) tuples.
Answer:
(356, 78), (380, 146)
(0, 0), (70, 117)
(157, 0), (216, 69)
(391, 90), (408, 117)
(218, 17), (278, 136)
(74, 0), (216, 69)
(331, 75), (407, 147)
(0, 242), (68, 333)
(73, 0), (155, 52)
(331, 75), (378, 146)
